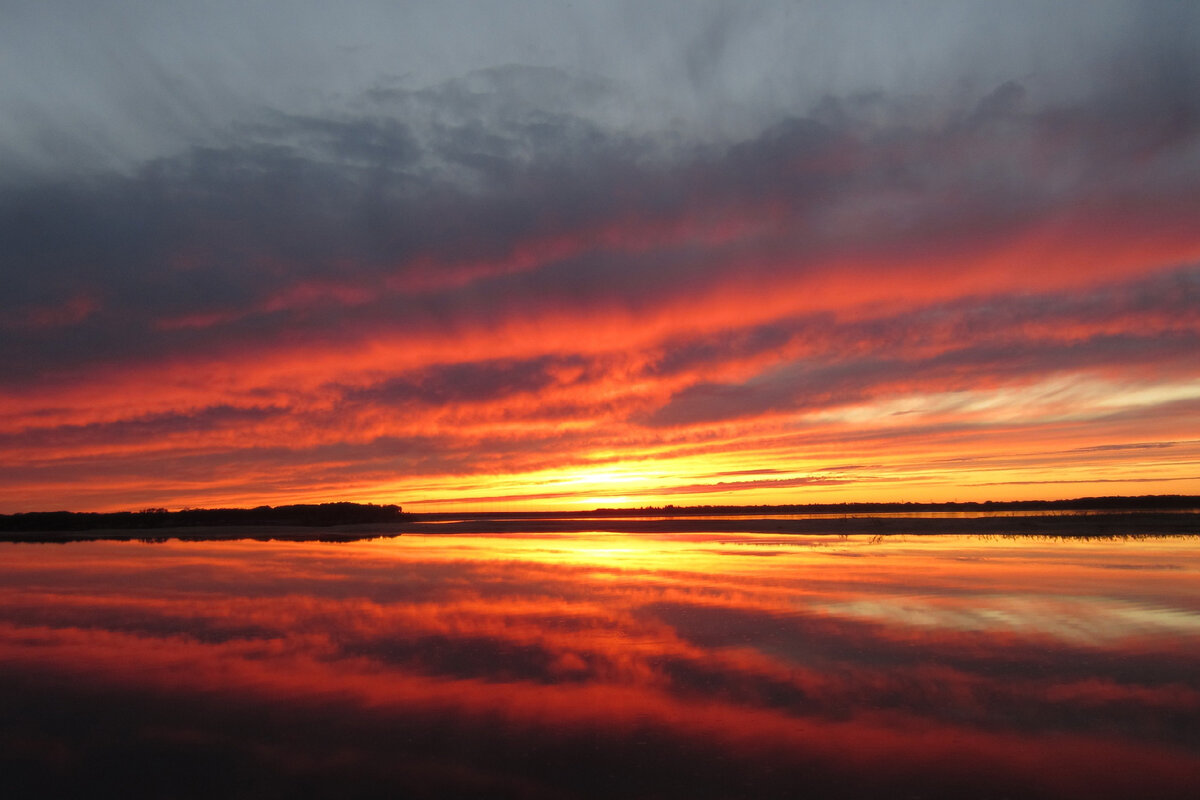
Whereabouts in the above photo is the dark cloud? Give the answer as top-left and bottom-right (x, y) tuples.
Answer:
(654, 476), (854, 495)
(0, 404), (287, 450)
(338, 355), (598, 409)
(5, 72), (1197, 389)
(700, 468), (792, 478)
(647, 326), (1200, 427)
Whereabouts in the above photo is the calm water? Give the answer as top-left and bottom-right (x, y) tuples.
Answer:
(2, 531), (1199, 798)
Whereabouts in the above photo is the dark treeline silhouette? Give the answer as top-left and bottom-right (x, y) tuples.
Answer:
(412, 495), (1200, 520)
(0, 502), (406, 532)
(589, 495), (1200, 515)
(4, 496), (1198, 535)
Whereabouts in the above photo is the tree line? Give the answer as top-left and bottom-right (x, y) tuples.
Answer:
(0, 502), (406, 532)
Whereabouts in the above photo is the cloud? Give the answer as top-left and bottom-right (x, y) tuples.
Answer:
(2, 2), (1199, 509)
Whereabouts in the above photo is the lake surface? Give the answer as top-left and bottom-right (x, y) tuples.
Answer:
(3, 531), (1199, 798)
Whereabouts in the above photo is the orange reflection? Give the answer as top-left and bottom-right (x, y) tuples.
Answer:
(1, 533), (1198, 797)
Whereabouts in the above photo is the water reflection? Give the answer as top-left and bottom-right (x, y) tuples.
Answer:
(2, 532), (1199, 798)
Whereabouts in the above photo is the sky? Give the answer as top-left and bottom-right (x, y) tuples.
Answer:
(2, 0), (1199, 512)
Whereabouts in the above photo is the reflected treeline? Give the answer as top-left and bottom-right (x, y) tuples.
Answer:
(0, 502), (406, 532)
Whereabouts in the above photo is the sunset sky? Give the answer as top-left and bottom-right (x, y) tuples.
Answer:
(2, 0), (1199, 512)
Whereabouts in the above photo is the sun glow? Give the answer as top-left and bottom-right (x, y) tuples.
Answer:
(555, 467), (660, 488)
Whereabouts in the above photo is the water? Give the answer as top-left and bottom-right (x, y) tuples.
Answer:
(2, 531), (1199, 798)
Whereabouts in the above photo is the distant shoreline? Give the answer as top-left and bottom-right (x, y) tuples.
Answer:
(413, 495), (1200, 518)
(2, 499), (1198, 543)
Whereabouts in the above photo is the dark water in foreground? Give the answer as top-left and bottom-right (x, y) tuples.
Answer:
(2, 531), (1199, 799)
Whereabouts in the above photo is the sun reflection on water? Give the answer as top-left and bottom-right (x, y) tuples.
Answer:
(0, 531), (1198, 798)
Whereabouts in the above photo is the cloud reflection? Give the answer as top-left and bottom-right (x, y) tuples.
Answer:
(1, 533), (1199, 797)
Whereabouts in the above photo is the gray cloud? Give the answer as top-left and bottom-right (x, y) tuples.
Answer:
(6, 59), (1197, 385)
(338, 354), (598, 409)
(3, 1), (1196, 178)
(645, 325), (1200, 428)
(641, 266), (1200, 427)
